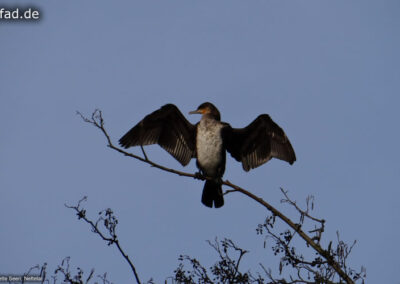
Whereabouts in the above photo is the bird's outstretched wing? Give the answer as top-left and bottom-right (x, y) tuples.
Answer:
(119, 104), (196, 166)
(224, 114), (296, 171)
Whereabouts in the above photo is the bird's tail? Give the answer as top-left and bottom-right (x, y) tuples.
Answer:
(201, 180), (224, 208)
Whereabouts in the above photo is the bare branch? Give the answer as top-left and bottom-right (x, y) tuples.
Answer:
(65, 197), (142, 284)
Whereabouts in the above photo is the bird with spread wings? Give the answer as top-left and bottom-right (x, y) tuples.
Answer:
(119, 102), (295, 208)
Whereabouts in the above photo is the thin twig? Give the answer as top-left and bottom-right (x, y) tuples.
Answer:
(65, 197), (142, 284)
(280, 187), (325, 224)
(140, 146), (149, 161)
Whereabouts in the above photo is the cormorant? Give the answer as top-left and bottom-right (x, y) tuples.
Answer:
(119, 102), (296, 208)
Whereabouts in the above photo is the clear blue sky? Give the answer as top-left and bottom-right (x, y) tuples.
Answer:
(1, 1), (399, 283)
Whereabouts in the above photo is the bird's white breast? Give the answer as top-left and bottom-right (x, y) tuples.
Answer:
(196, 118), (224, 176)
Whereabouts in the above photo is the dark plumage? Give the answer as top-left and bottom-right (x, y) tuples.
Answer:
(119, 102), (296, 208)
(119, 104), (196, 166)
(224, 114), (296, 171)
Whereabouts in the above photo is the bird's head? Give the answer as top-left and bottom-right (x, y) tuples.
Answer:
(189, 102), (221, 121)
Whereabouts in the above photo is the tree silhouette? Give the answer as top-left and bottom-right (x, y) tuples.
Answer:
(25, 110), (365, 284)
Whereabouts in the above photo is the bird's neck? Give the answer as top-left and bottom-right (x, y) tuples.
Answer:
(201, 113), (220, 121)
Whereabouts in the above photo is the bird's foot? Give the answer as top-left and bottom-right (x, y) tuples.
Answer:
(194, 172), (205, 180)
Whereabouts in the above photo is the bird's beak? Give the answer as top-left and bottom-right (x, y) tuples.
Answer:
(189, 109), (202, 115)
